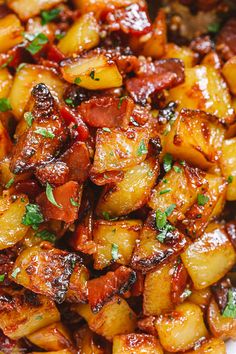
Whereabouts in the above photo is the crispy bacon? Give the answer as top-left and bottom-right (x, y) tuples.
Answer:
(138, 316), (158, 336)
(87, 266), (136, 312)
(171, 261), (189, 304)
(126, 59), (185, 104)
(217, 19), (236, 60)
(59, 105), (89, 142)
(35, 161), (69, 187)
(89, 170), (124, 186)
(36, 181), (80, 223)
(78, 96), (134, 129)
(15, 179), (43, 200)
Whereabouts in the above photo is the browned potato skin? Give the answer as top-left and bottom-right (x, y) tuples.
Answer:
(113, 333), (164, 354)
(0, 14), (23, 53)
(66, 264), (89, 303)
(0, 120), (13, 160)
(10, 243), (78, 303)
(74, 325), (105, 354)
(186, 338), (226, 354)
(10, 83), (68, 174)
(0, 288), (60, 340)
(208, 298), (236, 340)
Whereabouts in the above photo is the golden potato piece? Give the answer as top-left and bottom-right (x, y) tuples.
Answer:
(61, 53), (122, 90)
(181, 223), (236, 289)
(187, 338), (226, 354)
(113, 333), (164, 354)
(74, 325), (104, 354)
(0, 68), (13, 98)
(0, 288), (60, 340)
(93, 219), (142, 270)
(168, 65), (234, 124)
(7, 0), (63, 21)
(164, 43), (196, 68)
(0, 14), (23, 53)
(221, 138), (236, 200)
(188, 287), (212, 310)
(0, 120), (13, 160)
(73, 296), (137, 341)
(222, 56), (236, 95)
(58, 13), (100, 56)
(156, 302), (208, 352)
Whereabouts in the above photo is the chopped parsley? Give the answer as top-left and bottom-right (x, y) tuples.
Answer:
(16, 62), (26, 72)
(35, 128), (55, 139)
(74, 77), (82, 85)
(46, 183), (62, 209)
(182, 289), (192, 298)
(102, 211), (111, 220)
(0, 98), (12, 112)
(0, 56), (13, 69)
(173, 165), (182, 173)
(118, 96), (127, 109)
(35, 315), (43, 320)
(222, 289), (236, 318)
(197, 194), (209, 206)
(36, 229), (56, 243)
(70, 198), (80, 207)
(165, 204), (176, 216)
(228, 175), (234, 184)
(64, 98), (75, 107)
(102, 127), (111, 132)
(26, 33), (49, 55)
(22, 204), (44, 229)
(55, 32), (65, 40)
(159, 188), (172, 195)
(137, 139), (148, 156)
(0, 274), (5, 282)
(155, 206), (176, 243)
(24, 112), (34, 127)
(111, 243), (119, 260)
(90, 70), (99, 81)
(5, 177), (14, 189)
(156, 210), (167, 230)
(41, 8), (61, 25)
(208, 22), (220, 34)
(11, 267), (21, 279)
(163, 153), (173, 172)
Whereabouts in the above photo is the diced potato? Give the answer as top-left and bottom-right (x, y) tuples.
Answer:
(113, 334), (164, 354)
(143, 262), (174, 316)
(188, 288), (212, 310)
(73, 0), (141, 15)
(75, 325), (104, 354)
(168, 65), (234, 124)
(0, 121), (13, 160)
(187, 338), (226, 354)
(9, 64), (67, 120)
(58, 13), (100, 56)
(27, 322), (73, 351)
(0, 195), (29, 250)
(96, 158), (159, 217)
(11, 244), (77, 303)
(207, 298), (236, 340)
(181, 223), (236, 289)
(148, 163), (207, 223)
(201, 51), (222, 70)
(222, 56), (236, 95)
(0, 288), (60, 340)
(91, 127), (150, 174)
(7, 0), (63, 21)
(163, 109), (225, 170)
(66, 264), (89, 303)
(0, 14), (23, 53)
(93, 219), (142, 270)
(221, 138), (236, 200)
(164, 43), (196, 68)
(61, 53), (123, 90)
(0, 68), (13, 98)
(131, 213), (187, 273)
(156, 302), (208, 352)
(32, 350), (73, 354)
(73, 296), (137, 341)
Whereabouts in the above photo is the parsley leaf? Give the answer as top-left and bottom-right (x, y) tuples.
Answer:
(111, 243), (119, 260)
(102, 211), (111, 220)
(26, 33), (49, 55)
(36, 229), (56, 243)
(70, 198), (80, 207)
(173, 165), (182, 173)
(159, 188), (172, 195)
(74, 77), (82, 85)
(0, 56), (13, 69)
(46, 183), (62, 209)
(137, 139), (148, 156)
(0, 98), (12, 112)
(165, 204), (176, 216)
(22, 204), (44, 229)
(41, 8), (61, 25)
(155, 206), (176, 243)
(223, 289), (236, 318)
(5, 177), (14, 189)
(0, 274), (5, 282)
(197, 194), (209, 206)
(163, 153), (173, 172)
(208, 22), (220, 34)
(156, 210), (167, 229)
(90, 70), (99, 81)
(157, 223), (175, 243)
(24, 112), (34, 127)
(35, 128), (55, 138)
(11, 267), (21, 279)
(228, 175), (234, 184)
(182, 289), (192, 298)
(102, 127), (111, 132)
(118, 96), (127, 109)
(64, 98), (75, 107)
(16, 63), (26, 72)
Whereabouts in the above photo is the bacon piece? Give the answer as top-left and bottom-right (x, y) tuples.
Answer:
(89, 170), (124, 186)
(59, 105), (89, 142)
(78, 96), (134, 129)
(36, 181), (80, 223)
(171, 261), (189, 304)
(15, 179), (43, 200)
(211, 278), (232, 313)
(138, 316), (158, 336)
(106, 4), (152, 36)
(217, 19), (236, 60)
(126, 59), (185, 104)
(35, 161), (69, 187)
(10, 84), (68, 174)
(87, 266), (136, 312)
(46, 44), (66, 63)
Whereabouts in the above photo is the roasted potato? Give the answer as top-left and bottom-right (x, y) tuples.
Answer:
(113, 333), (164, 354)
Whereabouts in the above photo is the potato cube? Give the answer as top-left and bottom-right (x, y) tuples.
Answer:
(163, 109), (225, 170)
(66, 264), (89, 303)
(96, 158), (159, 217)
(9, 64), (66, 120)
(7, 0), (63, 21)
(61, 53), (122, 90)
(0, 68), (13, 98)
(143, 262), (174, 316)
(113, 334), (163, 354)
(11, 244), (78, 303)
(0, 288), (60, 340)
(0, 120), (13, 160)
(164, 43), (196, 68)
(168, 65), (234, 124)
(187, 338), (226, 354)
(0, 14), (23, 53)
(0, 195), (29, 250)
(91, 127), (149, 174)
(73, 296), (137, 341)
(75, 325), (105, 354)
(222, 56), (236, 95)
(156, 302), (208, 352)
(58, 13), (100, 56)
(181, 223), (236, 289)
(221, 138), (236, 200)
(93, 219), (142, 270)
(188, 287), (212, 310)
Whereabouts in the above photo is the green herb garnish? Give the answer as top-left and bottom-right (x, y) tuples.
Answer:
(0, 98), (12, 112)
(102, 127), (111, 132)
(197, 194), (209, 206)
(0, 274), (5, 282)
(22, 204), (44, 229)
(70, 198), (80, 207)
(165, 204), (176, 216)
(0, 56), (13, 69)
(35, 128), (55, 139)
(74, 77), (82, 85)
(228, 175), (234, 184)
(208, 22), (220, 34)
(137, 139), (148, 156)
(16, 63), (26, 72)
(46, 183), (62, 209)
(36, 229), (56, 243)
(111, 243), (119, 260)
(173, 165), (182, 173)
(118, 96), (127, 109)
(159, 188), (172, 195)
(24, 112), (34, 127)
(11, 267), (21, 279)
(163, 153), (173, 172)
(64, 98), (74, 107)
(90, 70), (99, 81)
(41, 8), (61, 25)
(26, 33), (49, 55)
(5, 177), (14, 189)
(223, 289), (236, 318)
